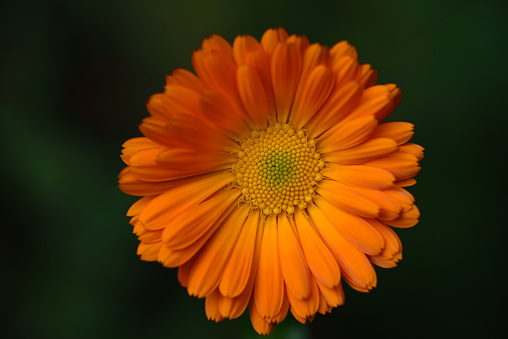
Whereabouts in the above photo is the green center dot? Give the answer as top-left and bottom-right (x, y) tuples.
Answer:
(233, 123), (325, 215)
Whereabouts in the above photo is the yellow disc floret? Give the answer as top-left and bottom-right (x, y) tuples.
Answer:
(232, 123), (325, 215)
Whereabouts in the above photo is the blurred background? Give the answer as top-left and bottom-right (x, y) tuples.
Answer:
(1, 0), (507, 338)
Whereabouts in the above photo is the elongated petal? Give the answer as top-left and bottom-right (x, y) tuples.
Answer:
(161, 190), (240, 249)
(187, 206), (250, 297)
(292, 65), (334, 130)
(319, 115), (378, 153)
(278, 214), (311, 299)
(323, 165), (395, 189)
(308, 81), (363, 138)
(254, 216), (284, 319)
(317, 180), (380, 218)
(270, 43), (301, 123)
(237, 64), (270, 129)
(323, 138), (398, 165)
(313, 197), (384, 255)
(140, 172), (234, 230)
(371, 122), (414, 145)
(219, 212), (260, 297)
(294, 210), (341, 288)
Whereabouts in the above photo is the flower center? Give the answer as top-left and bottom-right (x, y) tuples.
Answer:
(233, 123), (324, 215)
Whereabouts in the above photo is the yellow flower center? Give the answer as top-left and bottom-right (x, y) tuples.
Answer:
(233, 123), (324, 215)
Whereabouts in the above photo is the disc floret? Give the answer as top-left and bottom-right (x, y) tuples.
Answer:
(233, 123), (325, 215)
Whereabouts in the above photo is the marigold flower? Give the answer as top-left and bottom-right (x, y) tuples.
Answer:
(119, 27), (423, 335)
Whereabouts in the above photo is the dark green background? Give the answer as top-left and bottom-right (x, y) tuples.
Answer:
(2, 0), (507, 338)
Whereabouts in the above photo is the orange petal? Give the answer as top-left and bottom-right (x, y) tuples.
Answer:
(260, 27), (289, 57)
(218, 213), (263, 319)
(121, 137), (163, 166)
(294, 210), (341, 288)
(233, 35), (263, 66)
(130, 148), (198, 182)
(192, 49), (247, 121)
(395, 177), (417, 187)
(308, 81), (363, 139)
(270, 42), (301, 123)
(317, 180), (380, 218)
(286, 34), (310, 54)
(244, 50), (276, 122)
(367, 219), (402, 268)
(385, 204), (420, 228)
(371, 122), (414, 145)
(137, 241), (163, 262)
(312, 197), (384, 256)
(205, 289), (224, 322)
(287, 274), (320, 320)
(118, 167), (197, 197)
(400, 143), (425, 161)
(348, 85), (392, 121)
(349, 187), (402, 221)
(323, 164), (395, 189)
(161, 189), (240, 249)
(332, 56), (360, 89)
(156, 148), (235, 172)
(249, 297), (275, 335)
(291, 44), (331, 127)
(165, 68), (205, 95)
(219, 211), (260, 297)
(320, 223), (377, 292)
(187, 205), (250, 297)
(357, 63), (378, 88)
(365, 151), (421, 180)
(315, 279), (344, 308)
(138, 116), (174, 149)
(146, 93), (172, 120)
(319, 115), (378, 153)
(383, 187), (415, 212)
(199, 90), (251, 138)
(292, 65), (334, 130)
(330, 41), (358, 63)
(177, 258), (195, 287)
(237, 64), (270, 129)
(201, 34), (233, 56)
(127, 195), (157, 217)
(139, 172), (235, 230)
(323, 138), (398, 165)
(158, 200), (237, 268)
(278, 214), (311, 299)
(254, 216), (284, 319)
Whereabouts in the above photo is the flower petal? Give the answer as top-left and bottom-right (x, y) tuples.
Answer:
(260, 27), (289, 57)
(254, 216), (285, 319)
(319, 115), (378, 153)
(309, 199), (384, 257)
(278, 214), (311, 299)
(270, 42), (301, 123)
(139, 172), (235, 230)
(365, 151), (421, 180)
(317, 180), (380, 218)
(237, 64), (270, 129)
(187, 205), (250, 297)
(292, 65), (334, 130)
(308, 81), (363, 138)
(219, 211), (260, 298)
(294, 209), (341, 288)
(323, 164), (395, 189)
(161, 189), (240, 249)
(323, 138), (398, 165)
(371, 122), (414, 145)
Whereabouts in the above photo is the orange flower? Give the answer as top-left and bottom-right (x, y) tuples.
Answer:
(119, 27), (423, 335)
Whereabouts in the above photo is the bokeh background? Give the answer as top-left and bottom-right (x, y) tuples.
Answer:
(2, 0), (507, 338)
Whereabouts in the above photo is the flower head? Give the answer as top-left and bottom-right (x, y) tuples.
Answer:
(119, 27), (423, 335)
